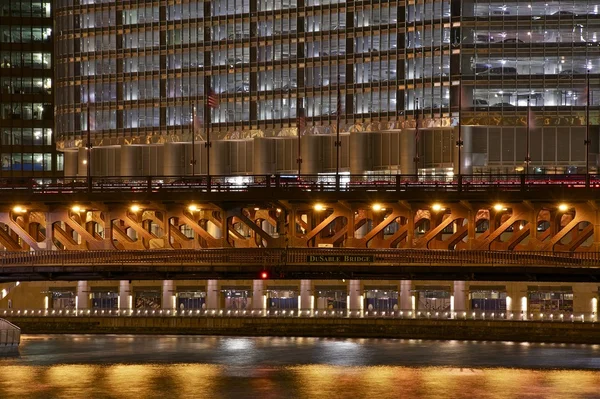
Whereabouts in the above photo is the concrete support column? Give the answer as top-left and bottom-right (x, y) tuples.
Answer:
(453, 281), (466, 319)
(119, 280), (131, 310)
(400, 280), (413, 316)
(162, 280), (175, 310)
(300, 280), (312, 315)
(574, 283), (597, 321)
(506, 282), (526, 320)
(44, 212), (55, 250)
(400, 129), (416, 175)
(301, 135), (320, 174)
(64, 150), (79, 177)
(206, 280), (219, 310)
(102, 211), (114, 249)
(348, 280), (362, 315)
(252, 280), (266, 315)
(253, 138), (273, 175)
(453, 125), (473, 175)
(76, 281), (89, 310)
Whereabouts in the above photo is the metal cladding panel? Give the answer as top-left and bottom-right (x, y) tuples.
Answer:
(163, 142), (206, 176)
(254, 137), (273, 175)
(210, 141), (229, 175)
(569, 128), (585, 162)
(274, 137), (298, 174)
(349, 131), (370, 174)
(229, 140), (253, 175)
(300, 134), (321, 174)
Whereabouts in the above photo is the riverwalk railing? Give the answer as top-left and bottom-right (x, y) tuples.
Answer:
(0, 318), (20, 348)
(1, 248), (599, 267)
(2, 308), (596, 324)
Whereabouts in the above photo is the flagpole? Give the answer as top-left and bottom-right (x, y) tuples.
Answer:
(585, 69), (591, 174)
(414, 97), (420, 177)
(86, 105), (92, 193)
(297, 107), (303, 176)
(191, 103), (196, 176)
(205, 92), (211, 190)
(525, 97), (531, 175)
(456, 84), (463, 178)
(335, 89), (341, 189)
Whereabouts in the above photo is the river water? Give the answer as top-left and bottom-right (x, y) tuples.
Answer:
(1, 335), (600, 398)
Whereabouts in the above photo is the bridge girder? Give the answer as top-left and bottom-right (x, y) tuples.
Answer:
(0, 200), (596, 252)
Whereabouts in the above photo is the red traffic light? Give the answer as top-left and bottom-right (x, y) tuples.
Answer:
(260, 271), (268, 279)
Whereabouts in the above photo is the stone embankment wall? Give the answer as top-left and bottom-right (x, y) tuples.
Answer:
(4, 317), (600, 344)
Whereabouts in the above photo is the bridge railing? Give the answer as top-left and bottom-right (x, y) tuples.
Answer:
(0, 173), (597, 195)
(0, 248), (598, 267)
(1, 308), (596, 323)
(0, 318), (20, 348)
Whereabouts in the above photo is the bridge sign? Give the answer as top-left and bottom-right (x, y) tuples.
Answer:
(306, 255), (374, 263)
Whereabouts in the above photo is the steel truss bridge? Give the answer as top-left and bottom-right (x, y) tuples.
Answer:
(0, 173), (600, 282)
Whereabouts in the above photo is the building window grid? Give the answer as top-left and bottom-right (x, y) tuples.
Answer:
(53, 1), (600, 142)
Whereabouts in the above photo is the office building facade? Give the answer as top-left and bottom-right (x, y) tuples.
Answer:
(53, 0), (600, 177)
(0, 0), (60, 177)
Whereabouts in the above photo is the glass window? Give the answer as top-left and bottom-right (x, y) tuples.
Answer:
(212, 72), (250, 94)
(167, 51), (204, 69)
(305, 39), (345, 58)
(212, 47), (251, 66)
(212, 23), (250, 41)
(167, 27), (204, 45)
(306, 95), (344, 117)
(406, 57), (449, 79)
(81, 82), (117, 103)
(305, 12), (346, 32)
(124, 31), (160, 49)
(304, 65), (345, 87)
(211, 102), (250, 123)
(355, 91), (397, 113)
(406, 87), (449, 110)
(167, 3), (203, 20)
(355, 60), (397, 83)
(258, 19), (297, 36)
(123, 55), (160, 73)
(80, 10), (116, 28)
(124, 79), (160, 101)
(123, 107), (160, 128)
(81, 58), (117, 76)
(406, 1), (450, 22)
(258, 0), (297, 11)
(123, 7), (159, 25)
(211, 0), (250, 16)
(355, 6), (398, 27)
(81, 34), (117, 52)
(167, 76), (204, 98)
(258, 98), (297, 120)
(406, 28), (450, 49)
(258, 69), (297, 91)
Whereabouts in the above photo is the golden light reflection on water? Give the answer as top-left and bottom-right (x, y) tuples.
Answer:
(1, 365), (600, 398)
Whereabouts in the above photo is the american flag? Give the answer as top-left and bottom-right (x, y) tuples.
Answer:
(297, 107), (306, 132)
(208, 89), (219, 109)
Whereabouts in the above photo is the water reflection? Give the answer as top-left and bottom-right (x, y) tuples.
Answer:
(0, 336), (599, 398)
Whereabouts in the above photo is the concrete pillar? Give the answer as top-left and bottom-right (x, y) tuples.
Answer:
(349, 131), (370, 174)
(506, 282), (527, 320)
(76, 281), (89, 310)
(102, 211), (114, 249)
(252, 280), (265, 313)
(300, 280), (312, 314)
(453, 281), (466, 318)
(574, 283), (597, 320)
(300, 135), (320, 174)
(207, 217), (221, 239)
(206, 280), (219, 310)
(400, 280), (413, 314)
(400, 129), (416, 175)
(162, 280), (174, 309)
(348, 280), (362, 314)
(119, 280), (131, 310)
(453, 125), (473, 175)
(253, 137), (273, 175)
